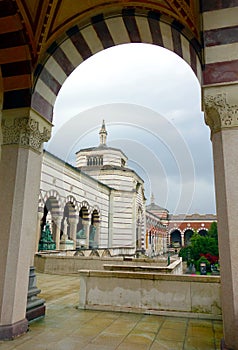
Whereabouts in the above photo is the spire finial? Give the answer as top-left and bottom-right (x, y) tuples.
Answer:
(151, 193), (155, 204)
(99, 120), (107, 146)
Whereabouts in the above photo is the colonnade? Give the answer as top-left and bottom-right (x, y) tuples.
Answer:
(37, 205), (100, 251)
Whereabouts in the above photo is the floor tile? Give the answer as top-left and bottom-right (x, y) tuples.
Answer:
(0, 273), (223, 350)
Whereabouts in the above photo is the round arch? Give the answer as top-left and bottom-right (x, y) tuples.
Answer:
(170, 229), (182, 247)
(64, 195), (80, 216)
(183, 228), (194, 246)
(42, 190), (62, 217)
(32, 11), (202, 122)
(40, 195), (62, 243)
(198, 228), (208, 236)
(91, 209), (100, 224)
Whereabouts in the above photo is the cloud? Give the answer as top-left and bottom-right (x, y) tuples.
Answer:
(47, 43), (216, 214)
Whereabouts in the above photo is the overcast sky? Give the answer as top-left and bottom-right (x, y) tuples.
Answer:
(45, 43), (216, 215)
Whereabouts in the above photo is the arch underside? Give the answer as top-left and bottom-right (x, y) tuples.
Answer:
(32, 11), (202, 122)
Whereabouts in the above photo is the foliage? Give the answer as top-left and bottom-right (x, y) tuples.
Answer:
(179, 246), (191, 262)
(208, 221), (218, 241)
(196, 256), (210, 271)
(200, 253), (219, 265)
(178, 223), (219, 272)
(190, 231), (219, 261)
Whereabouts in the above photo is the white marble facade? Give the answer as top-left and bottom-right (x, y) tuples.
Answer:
(38, 122), (155, 252)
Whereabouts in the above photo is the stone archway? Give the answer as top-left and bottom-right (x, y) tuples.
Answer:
(170, 229), (182, 248)
(1, 2), (238, 347)
(184, 228), (194, 246)
(198, 228), (208, 237)
(32, 11), (202, 123)
(90, 209), (100, 248)
(42, 196), (61, 237)
(76, 203), (90, 248)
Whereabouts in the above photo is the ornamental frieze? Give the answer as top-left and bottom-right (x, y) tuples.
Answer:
(2, 117), (51, 151)
(204, 93), (238, 134)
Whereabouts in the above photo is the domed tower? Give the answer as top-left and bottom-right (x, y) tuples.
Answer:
(75, 121), (146, 249)
(76, 120), (128, 169)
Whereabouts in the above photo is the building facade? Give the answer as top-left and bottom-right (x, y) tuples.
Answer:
(168, 213), (217, 247)
(39, 122), (151, 252)
(39, 126), (216, 256)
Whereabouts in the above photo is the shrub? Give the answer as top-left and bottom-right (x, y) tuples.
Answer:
(200, 253), (219, 265)
(196, 255), (210, 272)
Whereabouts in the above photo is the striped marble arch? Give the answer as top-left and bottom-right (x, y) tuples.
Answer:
(32, 10), (202, 122)
(201, 0), (238, 85)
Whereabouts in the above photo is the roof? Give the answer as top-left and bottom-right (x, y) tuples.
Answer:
(169, 213), (217, 221)
(80, 164), (144, 183)
(146, 203), (169, 212)
(75, 145), (128, 160)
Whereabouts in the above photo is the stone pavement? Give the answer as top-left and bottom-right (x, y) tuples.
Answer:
(0, 273), (223, 350)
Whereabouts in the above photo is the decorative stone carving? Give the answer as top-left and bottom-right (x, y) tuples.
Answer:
(2, 117), (51, 151)
(204, 93), (238, 135)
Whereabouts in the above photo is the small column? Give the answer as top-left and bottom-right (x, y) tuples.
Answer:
(62, 217), (68, 241)
(83, 220), (90, 248)
(36, 208), (44, 253)
(181, 233), (185, 247)
(53, 216), (62, 250)
(68, 216), (78, 249)
(204, 88), (238, 349)
(94, 222), (100, 247)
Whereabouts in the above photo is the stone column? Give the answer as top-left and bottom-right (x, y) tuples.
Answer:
(181, 233), (185, 247)
(61, 217), (69, 241)
(83, 220), (90, 248)
(52, 216), (62, 250)
(68, 216), (78, 249)
(94, 222), (100, 248)
(0, 108), (51, 340)
(35, 208), (44, 253)
(204, 88), (238, 349)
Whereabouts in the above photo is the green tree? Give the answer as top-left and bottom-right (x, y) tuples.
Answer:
(179, 226), (219, 271)
(208, 221), (218, 241)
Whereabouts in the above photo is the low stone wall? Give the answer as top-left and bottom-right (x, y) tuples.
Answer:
(34, 253), (176, 275)
(103, 258), (183, 275)
(79, 270), (221, 320)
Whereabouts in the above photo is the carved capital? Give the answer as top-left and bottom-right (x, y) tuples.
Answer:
(204, 93), (238, 135)
(2, 116), (51, 151)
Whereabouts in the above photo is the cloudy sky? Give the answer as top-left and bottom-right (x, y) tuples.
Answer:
(45, 43), (216, 215)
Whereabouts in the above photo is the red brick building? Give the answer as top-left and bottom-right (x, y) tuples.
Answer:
(167, 213), (217, 247)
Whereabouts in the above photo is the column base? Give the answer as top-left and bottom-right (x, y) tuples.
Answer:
(26, 304), (45, 322)
(26, 266), (46, 322)
(0, 319), (28, 340)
